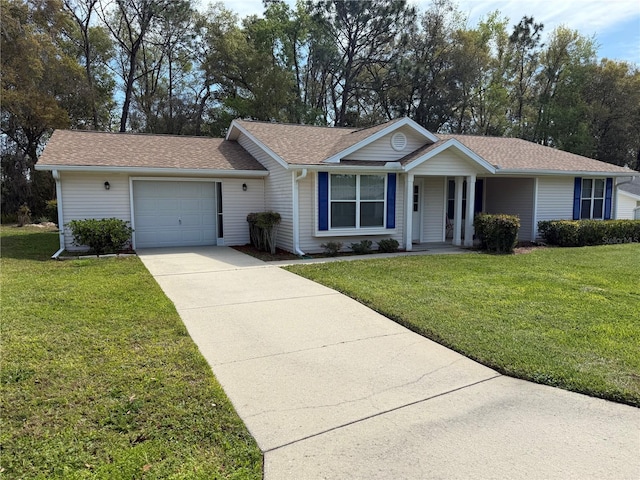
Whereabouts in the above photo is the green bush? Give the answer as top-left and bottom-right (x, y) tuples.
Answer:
(377, 238), (399, 253)
(67, 218), (133, 255)
(45, 199), (58, 225)
(247, 211), (281, 254)
(538, 220), (640, 247)
(350, 239), (373, 255)
(320, 241), (343, 256)
(473, 213), (520, 254)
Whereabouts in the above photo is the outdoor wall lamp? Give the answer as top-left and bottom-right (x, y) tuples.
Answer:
(104, 181), (110, 190)
(242, 183), (248, 191)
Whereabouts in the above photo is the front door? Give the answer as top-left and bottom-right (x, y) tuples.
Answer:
(412, 183), (421, 243)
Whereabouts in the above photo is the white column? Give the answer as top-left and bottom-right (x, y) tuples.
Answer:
(453, 176), (463, 246)
(464, 175), (476, 246)
(405, 174), (414, 251)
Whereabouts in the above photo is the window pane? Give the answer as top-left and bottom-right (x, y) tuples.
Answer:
(331, 202), (356, 227)
(594, 179), (605, 198)
(331, 174), (356, 200)
(581, 199), (591, 219)
(593, 199), (604, 219)
(582, 179), (592, 199)
(360, 202), (384, 227)
(360, 175), (384, 200)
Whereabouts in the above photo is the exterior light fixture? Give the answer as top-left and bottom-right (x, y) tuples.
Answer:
(104, 181), (110, 190)
(242, 183), (248, 191)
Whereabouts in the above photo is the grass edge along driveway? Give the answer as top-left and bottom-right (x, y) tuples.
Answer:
(287, 244), (640, 407)
(0, 226), (262, 479)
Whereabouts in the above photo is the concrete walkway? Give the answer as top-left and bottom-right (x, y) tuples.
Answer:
(138, 246), (640, 479)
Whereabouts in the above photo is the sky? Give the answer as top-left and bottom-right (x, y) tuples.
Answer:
(218, 0), (640, 66)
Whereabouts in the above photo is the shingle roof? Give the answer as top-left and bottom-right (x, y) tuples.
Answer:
(438, 134), (632, 174)
(234, 118), (404, 165)
(38, 130), (267, 171)
(234, 119), (634, 174)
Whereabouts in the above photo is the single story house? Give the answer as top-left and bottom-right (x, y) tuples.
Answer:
(36, 117), (639, 254)
(616, 177), (640, 220)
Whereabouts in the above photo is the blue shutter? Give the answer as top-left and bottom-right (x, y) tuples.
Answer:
(318, 172), (329, 231)
(386, 173), (396, 229)
(604, 177), (613, 219)
(573, 177), (582, 220)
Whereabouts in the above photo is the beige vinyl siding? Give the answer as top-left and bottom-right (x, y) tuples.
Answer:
(298, 172), (404, 254)
(60, 172), (131, 251)
(485, 177), (535, 241)
(616, 192), (640, 220)
(410, 150), (485, 176)
(343, 126), (428, 161)
(536, 177), (574, 223)
(422, 177), (446, 242)
(221, 178), (265, 246)
(238, 133), (294, 252)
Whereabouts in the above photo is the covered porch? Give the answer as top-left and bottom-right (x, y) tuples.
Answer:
(404, 174), (481, 250)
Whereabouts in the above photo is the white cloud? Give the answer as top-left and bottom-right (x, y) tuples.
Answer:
(421, 0), (639, 35)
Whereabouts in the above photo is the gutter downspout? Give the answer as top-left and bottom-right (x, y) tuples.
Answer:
(52, 170), (65, 259)
(293, 169), (308, 257)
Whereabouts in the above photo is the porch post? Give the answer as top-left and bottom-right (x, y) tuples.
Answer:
(464, 175), (476, 246)
(453, 176), (463, 246)
(405, 173), (414, 251)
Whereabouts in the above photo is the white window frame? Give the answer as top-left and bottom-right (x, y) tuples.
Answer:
(581, 178), (606, 220)
(328, 173), (387, 231)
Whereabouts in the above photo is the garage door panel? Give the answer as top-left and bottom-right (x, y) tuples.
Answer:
(133, 181), (217, 248)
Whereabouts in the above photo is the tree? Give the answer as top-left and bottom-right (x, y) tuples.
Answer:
(1, 0), (91, 217)
(507, 16), (544, 139)
(585, 60), (640, 169)
(64, 0), (116, 129)
(310, 0), (415, 126)
(100, 0), (174, 132)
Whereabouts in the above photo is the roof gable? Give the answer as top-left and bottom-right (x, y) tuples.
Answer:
(403, 139), (496, 174)
(226, 117), (438, 166)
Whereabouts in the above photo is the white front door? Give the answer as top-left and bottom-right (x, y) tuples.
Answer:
(133, 180), (216, 248)
(412, 183), (421, 243)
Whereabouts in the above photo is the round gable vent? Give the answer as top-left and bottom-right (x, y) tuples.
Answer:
(391, 132), (407, 152)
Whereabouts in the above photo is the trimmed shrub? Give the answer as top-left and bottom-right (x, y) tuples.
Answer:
(247, 211), (281, 254)
(320, 241), (343, 256)
(473, 213), (520, 254)
(67, 218), (133, 255)
(350, 239), (373, 255)
(538, 220), (640, 247)
(377, 238), (399, 253)
(17, 204), (31, 227)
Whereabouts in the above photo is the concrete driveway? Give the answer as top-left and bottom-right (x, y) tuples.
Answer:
(138, 246), (640, 479)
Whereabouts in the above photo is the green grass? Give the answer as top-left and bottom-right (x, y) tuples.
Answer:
(286, 245), (640, 406)
(0, 226), (262, 479)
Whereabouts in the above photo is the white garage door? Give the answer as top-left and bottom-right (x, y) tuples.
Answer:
(133, 181), (216, 248)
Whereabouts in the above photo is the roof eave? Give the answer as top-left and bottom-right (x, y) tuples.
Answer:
(493, 168), (639, 177)
(35, 164), (269, 177)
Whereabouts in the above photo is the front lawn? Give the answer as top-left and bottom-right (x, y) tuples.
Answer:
(286, 244), (640, 406)
(0, 226), (262, 479)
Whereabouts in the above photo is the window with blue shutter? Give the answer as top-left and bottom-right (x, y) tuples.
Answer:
(318, 172), (396, 231)
(318, 172), (329, 231)
(386, 173), (396, 229)
(604, 177), (613, 219)
(573, 177), (582, 220)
